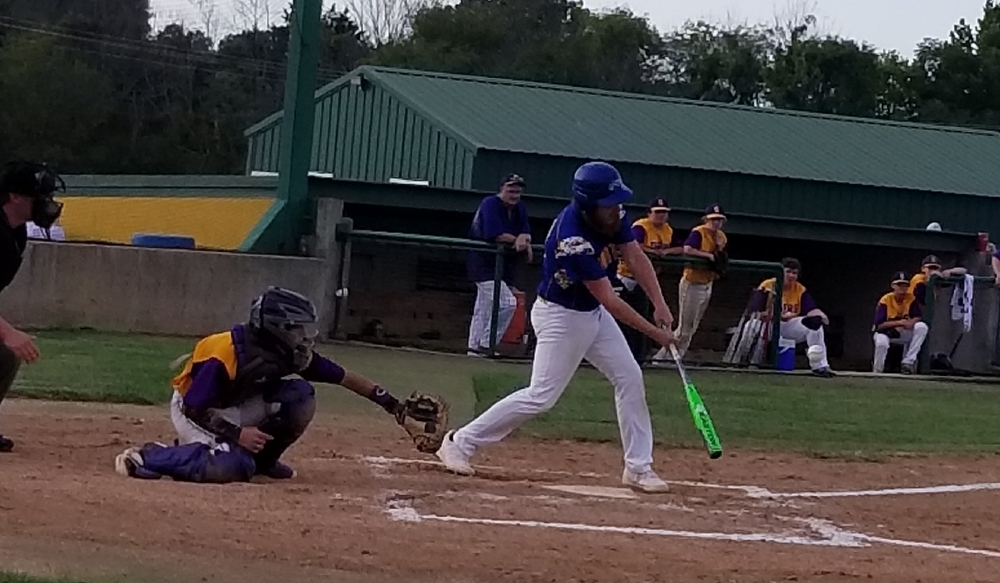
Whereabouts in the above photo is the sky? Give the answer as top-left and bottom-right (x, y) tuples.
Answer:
(148, 0), (992, 57)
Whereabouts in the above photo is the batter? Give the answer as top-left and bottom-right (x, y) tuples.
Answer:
(435, 161), (677, 493)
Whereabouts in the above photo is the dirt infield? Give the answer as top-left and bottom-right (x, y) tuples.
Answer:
(2, 399), (1000, 583)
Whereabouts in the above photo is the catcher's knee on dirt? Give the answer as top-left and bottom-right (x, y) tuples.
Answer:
(139, 442), (256, 483)
(254, 379), (317, 468)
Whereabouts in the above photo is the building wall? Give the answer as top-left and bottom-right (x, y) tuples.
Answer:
(56, 196), (275, 250)
(246, 82), (477, 189)
(472, 151), (1000, 236)
(56, 175), (281, 251)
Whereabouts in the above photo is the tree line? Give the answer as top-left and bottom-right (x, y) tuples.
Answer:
(1, 0), (998, 174)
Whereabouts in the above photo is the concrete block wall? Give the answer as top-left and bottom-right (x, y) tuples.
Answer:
(3, 241), (332, 337)
(2, 197), (345, 339)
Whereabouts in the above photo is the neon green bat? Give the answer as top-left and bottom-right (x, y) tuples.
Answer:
(669, 344), (723, 459)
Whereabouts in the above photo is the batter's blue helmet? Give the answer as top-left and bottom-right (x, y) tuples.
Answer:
(572, 161), (633, 211)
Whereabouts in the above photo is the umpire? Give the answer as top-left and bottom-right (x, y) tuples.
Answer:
(0, 161), (66, 451)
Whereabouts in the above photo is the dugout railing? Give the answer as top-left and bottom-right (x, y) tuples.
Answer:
(335, 225), (786, 368)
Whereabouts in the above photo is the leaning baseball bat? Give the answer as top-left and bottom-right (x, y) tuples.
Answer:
(668, 343), (723, 459)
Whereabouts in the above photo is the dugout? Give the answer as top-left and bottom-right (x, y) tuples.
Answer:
(311, 178), (994, 371)
(254, 66), (1000, 369)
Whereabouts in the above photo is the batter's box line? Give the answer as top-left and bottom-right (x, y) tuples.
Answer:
(347, 456), (1000, 500)
(382, 499), (1000, 560)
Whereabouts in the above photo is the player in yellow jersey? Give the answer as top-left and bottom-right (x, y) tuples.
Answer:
(909, 254), (966, 309)
(873, 272), (928, 374)
(666, 203), (727, 360)
(616, 197), (684, 363)
(747, 258), (835, 377)
(112, 287), (423, 483)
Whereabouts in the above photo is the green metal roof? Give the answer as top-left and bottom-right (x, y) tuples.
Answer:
(331, 66), (1000, 198)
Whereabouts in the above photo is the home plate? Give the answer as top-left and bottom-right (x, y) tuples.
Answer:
(542, 485), (639, 499)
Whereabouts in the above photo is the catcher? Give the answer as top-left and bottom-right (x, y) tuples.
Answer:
(113, 286), (447, 483)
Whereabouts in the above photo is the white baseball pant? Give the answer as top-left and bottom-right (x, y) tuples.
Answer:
(170, 390), (277, 449)
(872, 322), (929, 372)
(780, 317), (829, 370)
(673, 279), (713, 358)
(468, 280), (516, 351)
(452, 298), (655, 474)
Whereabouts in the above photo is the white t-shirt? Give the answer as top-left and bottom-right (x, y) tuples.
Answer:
(26, 221), (66, 241)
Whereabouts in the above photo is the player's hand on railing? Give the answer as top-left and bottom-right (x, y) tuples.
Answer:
(653, 304), (674, 331)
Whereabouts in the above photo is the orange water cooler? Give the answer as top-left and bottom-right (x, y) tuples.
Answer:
(501, 291), (527, 345)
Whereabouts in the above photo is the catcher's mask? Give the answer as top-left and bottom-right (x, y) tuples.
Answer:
(0, 161), (66, 230)
(249, 287), (319, 371)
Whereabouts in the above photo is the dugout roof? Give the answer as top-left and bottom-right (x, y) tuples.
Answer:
(245, 66), (1000, 245)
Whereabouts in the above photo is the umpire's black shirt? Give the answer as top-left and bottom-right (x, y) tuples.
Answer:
(0, 211), (26, 293)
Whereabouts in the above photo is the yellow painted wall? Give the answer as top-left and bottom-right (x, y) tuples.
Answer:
(57, 197), (275, 250)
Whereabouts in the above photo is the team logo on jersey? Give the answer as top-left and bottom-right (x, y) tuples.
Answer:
(553, 269), (572, 289)
(555, 236), (594, 258)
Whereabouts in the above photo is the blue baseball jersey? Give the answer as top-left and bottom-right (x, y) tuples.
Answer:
(467, 194), (531, 283)
(536, 204), (634, 312)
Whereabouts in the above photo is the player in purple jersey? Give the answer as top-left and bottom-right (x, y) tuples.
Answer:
(436, 161), (678, 493)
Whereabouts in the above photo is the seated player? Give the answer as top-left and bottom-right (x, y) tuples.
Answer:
(909, 254), (966, 309)
(873, 272), (928, 375)
(747, 257), (835, 377)
(113, 287), (413, 483)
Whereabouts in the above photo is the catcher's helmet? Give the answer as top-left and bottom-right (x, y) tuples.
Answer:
(249, 287), (319, 370)
(571, 161), (633, 211)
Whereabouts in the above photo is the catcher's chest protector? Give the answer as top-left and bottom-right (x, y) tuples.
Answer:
(229, 325), (296, 406)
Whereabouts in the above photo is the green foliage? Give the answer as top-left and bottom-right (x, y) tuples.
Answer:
(1, 0), (999, 174)
(0, 32), (115, 167)
(0, 1), (370, 173)
(473, 369), (1000, 456)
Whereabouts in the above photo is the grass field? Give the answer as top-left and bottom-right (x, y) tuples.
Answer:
(0, 574), (84, 583)
(12, 330), (1000, 459)
(473, 368), (1000, 457)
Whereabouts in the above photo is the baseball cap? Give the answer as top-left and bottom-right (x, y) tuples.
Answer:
(891, 271), (909, 285)
(704, 203), (726, 220)
(501, 173), (525, 188)
(921, 255), (941, 269)
(648, 197), (670, 212)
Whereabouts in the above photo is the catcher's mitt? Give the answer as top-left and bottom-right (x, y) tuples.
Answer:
(711, 249), (729, 276)
(394, 392), (449, 453)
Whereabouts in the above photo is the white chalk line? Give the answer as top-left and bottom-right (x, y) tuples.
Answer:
(351, 455), (1000, 500)
(355, 455), (606, 478)
(759, 482), (1000, 499)
(382, 499), (1000, 559)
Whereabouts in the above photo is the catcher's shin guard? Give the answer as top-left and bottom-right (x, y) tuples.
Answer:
(255, 379), (317, 471)
(137, 441), (256, 483)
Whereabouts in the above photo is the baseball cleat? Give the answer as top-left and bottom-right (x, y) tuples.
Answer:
(256, 460), (296, 480)
(435, 430), (474, 476)
(901, 362), (916, 375)
(114, 446), (162, 480)
(0, 434), (13, 453)
(811, 367), (836, 378)
(622, 468), (669, 493)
